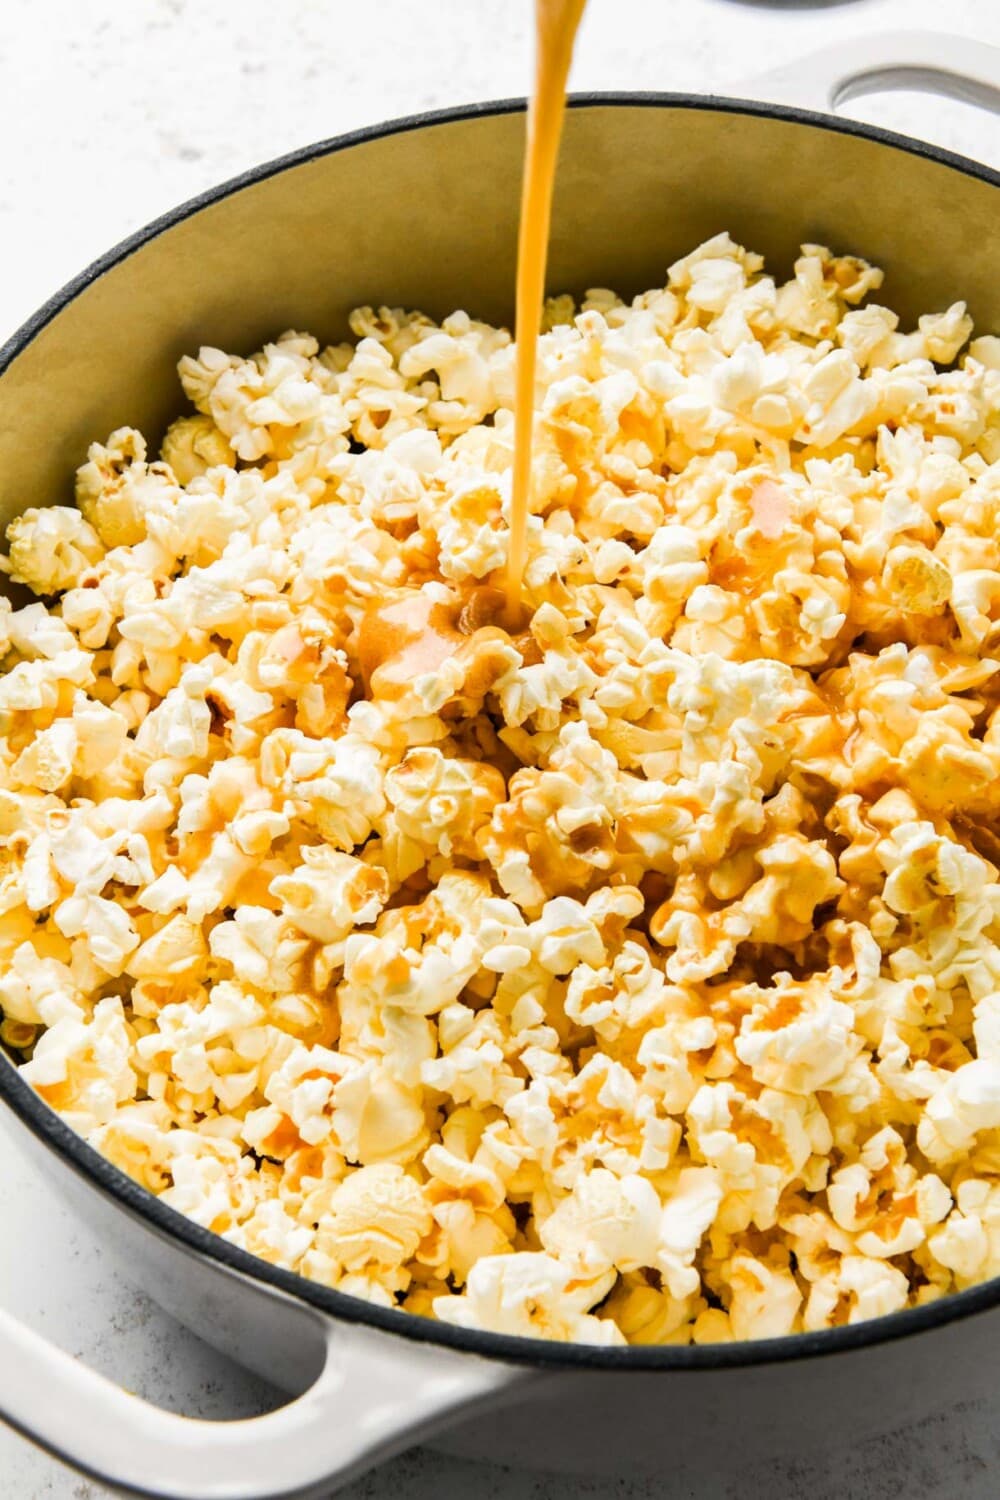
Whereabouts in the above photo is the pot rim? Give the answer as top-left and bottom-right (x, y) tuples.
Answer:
(2, 90), (999, 1373)
(2, 88), (998, 380)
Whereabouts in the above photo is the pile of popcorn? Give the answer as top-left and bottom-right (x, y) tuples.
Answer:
(4, 232), (1000, 1347)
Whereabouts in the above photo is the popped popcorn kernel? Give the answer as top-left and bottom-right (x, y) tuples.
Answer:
(161, 414), (236, 484)
(5, 507), (104, 593)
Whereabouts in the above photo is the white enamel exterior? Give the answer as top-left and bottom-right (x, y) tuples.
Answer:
(0, 1308), (517, 1500)
(740, 29), (1000, 115)
(0, 1124), (528, 1499)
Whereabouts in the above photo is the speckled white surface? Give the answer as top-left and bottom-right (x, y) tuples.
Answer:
(1, 1), (1000, 1495)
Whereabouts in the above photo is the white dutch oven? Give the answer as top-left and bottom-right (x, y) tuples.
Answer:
(0, 32), (998, 1499)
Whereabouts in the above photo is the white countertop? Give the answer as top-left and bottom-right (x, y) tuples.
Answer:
(1, 1), (999, 1495)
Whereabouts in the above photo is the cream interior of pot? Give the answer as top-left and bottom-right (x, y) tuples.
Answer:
(0, 103), (996, 540)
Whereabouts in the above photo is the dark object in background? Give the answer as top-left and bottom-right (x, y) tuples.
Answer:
(723, 1), (865, 11)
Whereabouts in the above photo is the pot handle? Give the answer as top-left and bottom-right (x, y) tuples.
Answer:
(0, 1301), (520, 1499)
(734, 30), (1000, 117)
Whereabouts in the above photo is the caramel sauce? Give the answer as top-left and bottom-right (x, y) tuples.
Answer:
(357, 6), (589, 686)
(358, 584), (542, 703)
(257, 1115), (307, 1161)
(457, 584), (508, 635)
(762, 987), (807, 1031)
(357, 593), (464, 699)
(505, 0), (588, 617)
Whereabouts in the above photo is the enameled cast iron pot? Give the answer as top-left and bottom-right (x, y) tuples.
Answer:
(1, 31), (999, 1500)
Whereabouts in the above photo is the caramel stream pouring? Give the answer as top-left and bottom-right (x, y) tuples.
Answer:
(361, 0), (587, 680)
(506, 0), (589, 617)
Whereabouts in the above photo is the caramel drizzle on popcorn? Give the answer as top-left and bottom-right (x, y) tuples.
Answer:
(357, 593), (462, 699)
(2, 230), (1000, 1349)
(507, 0), (588, 617)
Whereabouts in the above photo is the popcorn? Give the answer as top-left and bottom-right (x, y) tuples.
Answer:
(161, 414), (235, 484)
(917, 1059), (1000, 1165)
(314, 1163), (432, 1273)
(330, 1062), (428, 1165)
(5, 233), (1000, 1348)
(382, 747), (506, 867)
(727, 1255), (802, 1341)
(20, 997), (136, 1132)
(4, 507), (103, 594)
(209, 909), (311, 994)
(53, 894), (139, 976)
(735, 977), (858, 1094)
(342, 873), (490, 1017)
(75, 427), (184, 549)
(928, 1178), (1000, 1285)
(539, 1167), (661, 1276)
(658, 1167), (724, 1299)
(434, 1252), (623, 1344)
(803, 1255), (910, 1331)
(270, 847), (390, 944)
